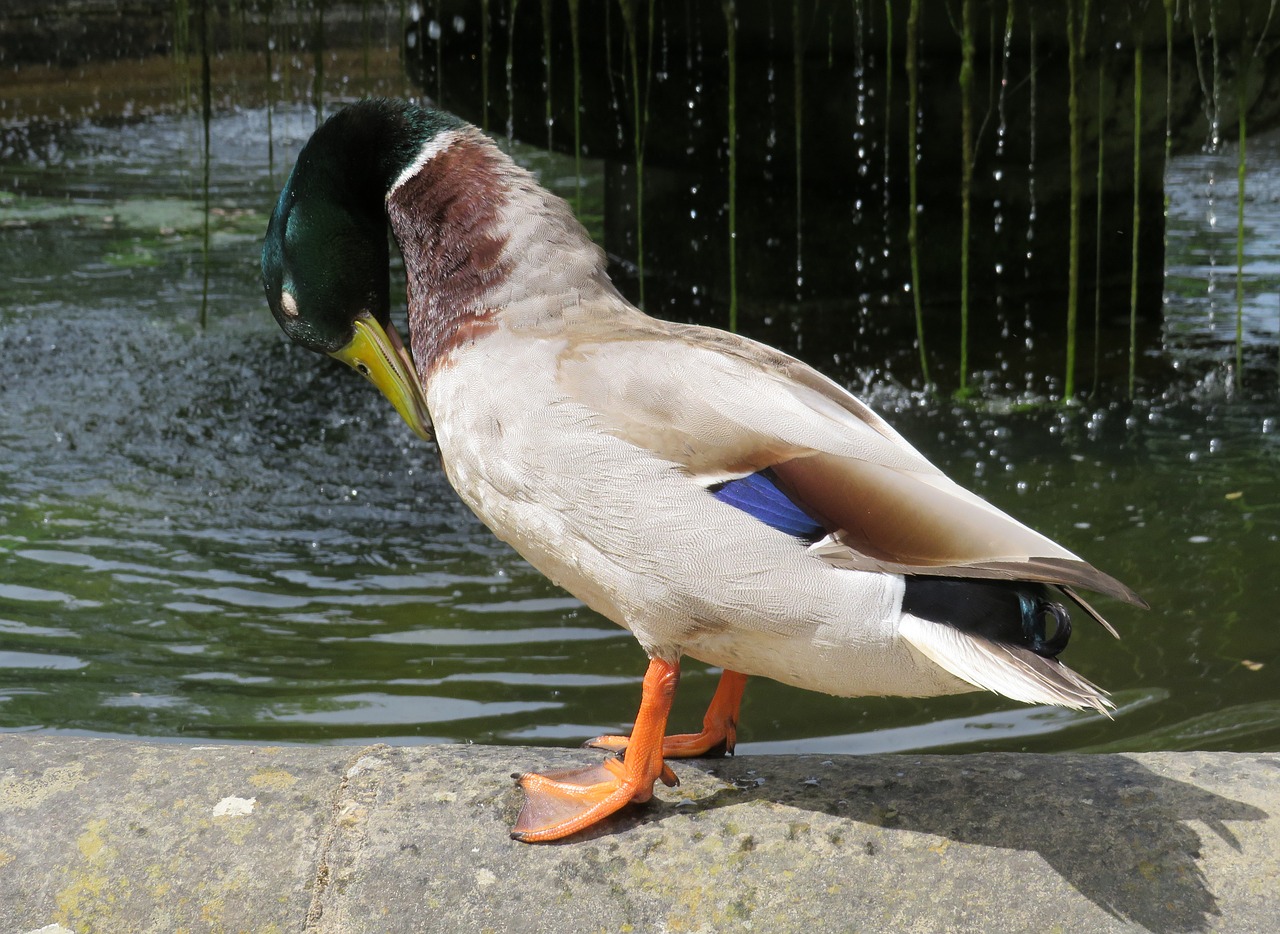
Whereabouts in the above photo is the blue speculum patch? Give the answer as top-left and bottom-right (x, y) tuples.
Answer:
(709, 469), (826, 542)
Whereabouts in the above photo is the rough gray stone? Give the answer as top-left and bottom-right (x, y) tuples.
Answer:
(1, 735), (1275, 933)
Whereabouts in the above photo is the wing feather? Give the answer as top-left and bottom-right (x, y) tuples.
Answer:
(556, 316), (1144, 608)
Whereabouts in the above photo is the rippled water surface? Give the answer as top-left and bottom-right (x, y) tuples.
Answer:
(2, 105), (1278, 756)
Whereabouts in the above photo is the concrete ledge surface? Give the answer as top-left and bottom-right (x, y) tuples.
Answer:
(0, 735), (1276, 933)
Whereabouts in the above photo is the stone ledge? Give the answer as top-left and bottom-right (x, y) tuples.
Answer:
(1, 735), (1275, 933)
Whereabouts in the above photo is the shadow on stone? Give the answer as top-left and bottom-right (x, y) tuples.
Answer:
(629, 752), (1272, 934)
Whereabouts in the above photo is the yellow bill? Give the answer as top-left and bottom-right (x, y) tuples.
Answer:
(330, 313), (434, 442)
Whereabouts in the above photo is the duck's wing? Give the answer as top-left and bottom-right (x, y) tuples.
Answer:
(557, 315), (1145, 610)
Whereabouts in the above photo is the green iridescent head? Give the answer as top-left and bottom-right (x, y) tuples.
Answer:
(261, 100), (463, 441)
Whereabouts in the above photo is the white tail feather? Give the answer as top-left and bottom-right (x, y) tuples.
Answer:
(898, 613), (1114, 714)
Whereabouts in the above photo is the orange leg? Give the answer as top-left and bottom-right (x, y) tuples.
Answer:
(586, 669), (748, 759)
(512, 657), (681, 843)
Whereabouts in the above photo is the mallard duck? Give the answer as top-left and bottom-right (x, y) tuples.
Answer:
(261, 99), (1145, 843)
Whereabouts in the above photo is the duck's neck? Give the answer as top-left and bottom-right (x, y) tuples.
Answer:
(385, 126), (619, 378)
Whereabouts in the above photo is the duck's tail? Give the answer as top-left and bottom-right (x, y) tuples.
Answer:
(898, 613), (1114, 714)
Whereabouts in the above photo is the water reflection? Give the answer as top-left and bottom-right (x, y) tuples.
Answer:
(0, 104), (1278, 758)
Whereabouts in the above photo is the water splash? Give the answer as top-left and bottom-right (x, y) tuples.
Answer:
(617, 0), (652, 308)
(568, 0), (583, 214)
(882, 0), (895, 283)
(1207, 0), (1224, 152)
(994, 1), (1015, 350)
(905, 0), (930, 386)
(1092, 38), (1107, 397)
(994, 1), (1014, 162)
(957, 0), (976, 396)
(1161, 0), (1175, 367)
(199, 0), (212, 329)
(1231, 2), (1280, 390)
(722, 0), (739, 332)
(1130, 33), (1144, 399)
(792, 1), (805, 298)
(505, 0), (520, 142)
(541, 0), (553, 150)
(1025, 4), (1038, 356)
(431, 0), (445, 105)
(1063, 0), (1093, 399)
(265, 0), (276, 178)
(1234, 31), (1251, 391)
(851, 0), (869, 316)
(311, 0), (326, 127)
(481, 0), (491, 130)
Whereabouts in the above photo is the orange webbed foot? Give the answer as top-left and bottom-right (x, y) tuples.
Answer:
(511, 758), (671, 842)
(511, 658), (683, 843)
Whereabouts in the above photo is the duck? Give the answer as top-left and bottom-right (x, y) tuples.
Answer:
(261, 98), (1146, 843)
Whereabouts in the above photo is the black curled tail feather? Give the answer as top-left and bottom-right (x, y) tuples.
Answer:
(898, 577), (1112, 713)
(901, 577), (1081, 658)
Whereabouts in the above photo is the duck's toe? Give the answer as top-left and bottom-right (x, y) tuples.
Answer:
(582, 733), (630, 753)
(584, 730), (731, 759)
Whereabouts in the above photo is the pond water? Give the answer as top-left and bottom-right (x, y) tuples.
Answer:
(1, 102), (1278, 757)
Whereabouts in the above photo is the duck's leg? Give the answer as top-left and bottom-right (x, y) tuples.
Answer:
(512, 657), (680, 842)
(586, 669), (748, 758)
